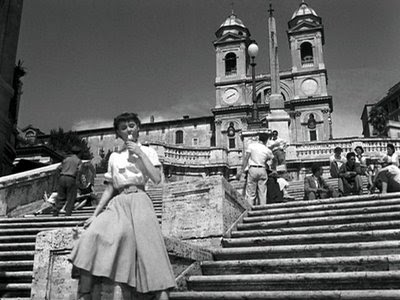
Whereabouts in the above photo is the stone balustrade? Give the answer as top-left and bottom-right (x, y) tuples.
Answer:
(148, 137), (400, 169)
(0, 163), (60, 216)
(290, 138), (400, 161)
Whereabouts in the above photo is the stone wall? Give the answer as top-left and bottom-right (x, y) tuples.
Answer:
(0, 163), (59, 216)
(31, 228), (213, 300)
(161, 175), (251, 249)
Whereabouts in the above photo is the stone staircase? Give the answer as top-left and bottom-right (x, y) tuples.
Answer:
(0, 184), (164, 299)
(169, 193), (400, 299)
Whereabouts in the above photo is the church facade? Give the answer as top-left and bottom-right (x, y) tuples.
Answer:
(19, 2), (335, 179)
(78, 3), (333, 165)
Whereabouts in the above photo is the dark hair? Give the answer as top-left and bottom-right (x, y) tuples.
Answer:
(387, 143), (395, 152)
(113, 112), (141, 131)
(272, 130), (278, 135)
(334, 147), (343, 153)
(311, 164), (322, 175)
(346, 152), (356, 160)
(354, 146), (364, 154)
(259, 133), (269, 143)
(71, 145), (81, 155)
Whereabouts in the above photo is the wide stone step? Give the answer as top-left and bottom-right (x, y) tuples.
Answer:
(243, 204), (400, 223)
(252, 192), (400, 211)
(213, 241), (400, 260)
(233, 220), (400, 237)
(238, 211), (400, 230)
(223, 229), (400, 247)
(0, 271), (32, 283)
(0, 216), (88, 224)
(0, 243), (35, 251)
(187, 271), (400, 291)
(0, 251), (34, 261)
(0, 226), (82, 236)
(0, 236), (36, 243)
(0, 220), (87, 229)
(169, 289), (400, 299)
(249, 198), (400, 217)
(0, 261), (33, 271)
(201, 255), (400, 275)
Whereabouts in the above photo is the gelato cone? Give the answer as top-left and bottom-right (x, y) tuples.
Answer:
(128, 134), (133, 141)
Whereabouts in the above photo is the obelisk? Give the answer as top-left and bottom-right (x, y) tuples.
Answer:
(266, 3), (290, 143)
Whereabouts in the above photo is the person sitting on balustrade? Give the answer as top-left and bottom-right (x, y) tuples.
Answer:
(304, 164), (338, 200)
(329, 146), (347, 178)
(338, 152), (363, 196)
(382, 143), (399, 167)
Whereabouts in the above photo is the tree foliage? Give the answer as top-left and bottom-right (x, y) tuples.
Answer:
(368, 106), (388, 137)
(48, 127), (93, 159)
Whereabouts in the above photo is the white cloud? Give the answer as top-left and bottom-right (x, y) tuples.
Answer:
(72, 119), (113, 131)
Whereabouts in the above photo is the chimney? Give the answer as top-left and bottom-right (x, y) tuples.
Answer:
(150, 115), (155, 123)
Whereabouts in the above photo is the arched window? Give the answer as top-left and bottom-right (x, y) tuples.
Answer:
(175, 130), (183, 144)
(300, 42), (313, 65)
(307, 113), (317, 141)
(225, 52), (237, 76)
(227, 122), (236, 149)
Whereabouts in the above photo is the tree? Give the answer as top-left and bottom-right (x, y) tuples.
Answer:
(47, 127), (93, 160)
(368, 106), (388, 137)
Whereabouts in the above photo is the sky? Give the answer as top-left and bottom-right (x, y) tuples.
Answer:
(16, 0), (400, 138)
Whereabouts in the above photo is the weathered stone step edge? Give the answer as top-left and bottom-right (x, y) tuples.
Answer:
(213, 240), (400, 260)
(187, 270), (400, 286)
(252, 192), (400, 211)
(223, 229), (400, 247)
(238, 211), (400, 230)
(0, 216), (88, 223)
(0, 226), (83, 235)
(233, 220), (400, 237)
(0, 251), (34, 257)
(0, 261), (33, 268)
(201, 254), (400, 274)
(0, 243), (35, 250)
(244, 204), (400, 223)
(169, 290), (400, 300)
(0, 298), (30, 300)
(0, 271), (32, 278)
(0, 236), (36, 242)
(0, 221), (89, 229)
(249, 198), (400, 217)
(0, 283), (31, 290)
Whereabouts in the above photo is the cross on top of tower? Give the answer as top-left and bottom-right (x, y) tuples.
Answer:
(268, 2), (274, 17)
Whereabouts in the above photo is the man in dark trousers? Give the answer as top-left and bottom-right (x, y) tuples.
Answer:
(54, 146), (82, 216)
(304, 164), (338, 200)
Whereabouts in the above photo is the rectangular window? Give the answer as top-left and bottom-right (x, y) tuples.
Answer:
(229, 138), (236, 149)
(146, 130), (149, 135)
(193, 138), (198, 146)
(162, 128), (165, 134)
(310, 130), (317, 141)
(114, 146), (119, 152)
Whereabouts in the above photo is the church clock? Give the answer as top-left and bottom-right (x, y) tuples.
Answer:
(222, 88), (240, 105)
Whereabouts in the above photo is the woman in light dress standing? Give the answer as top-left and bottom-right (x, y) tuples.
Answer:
(70, 112), (176, 300)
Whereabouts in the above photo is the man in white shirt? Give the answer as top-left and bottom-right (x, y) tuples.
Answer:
(238, 133), (273, 205)
(268, 130), (287, 171)
(329, 147), (347, 178)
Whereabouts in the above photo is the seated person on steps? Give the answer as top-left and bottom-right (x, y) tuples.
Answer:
(369, 161), (400, 194)
(338, 152), (363, 196)
(304, 164), (338, 200)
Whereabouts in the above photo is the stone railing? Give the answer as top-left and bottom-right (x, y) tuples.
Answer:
(0, 163), (60, 216)
(288, 137), (400, 161)
(149, 143), (229, 167)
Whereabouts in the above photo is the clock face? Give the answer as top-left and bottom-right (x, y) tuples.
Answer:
(301, 79), (318, 96)
(223, 88), (239, 105)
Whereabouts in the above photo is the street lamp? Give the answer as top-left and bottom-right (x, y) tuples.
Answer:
(248, 42), (259, 121)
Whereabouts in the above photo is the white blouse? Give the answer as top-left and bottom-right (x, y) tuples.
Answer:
(104, 144), (161, 189)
